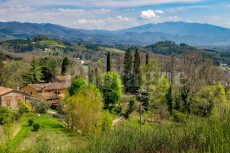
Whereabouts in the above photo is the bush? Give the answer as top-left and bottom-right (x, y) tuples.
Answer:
(32, 123), (40, 131)
(65, 89), (103, 134)
(30, 99), (50, 114)
(18, 101), (32, 115)
(124, 99), (137, 119)
(0, 106), (13, 125)
(101, 111), (112, 132)
(28, 119), (34, 126)
(172, 110), (187, 123)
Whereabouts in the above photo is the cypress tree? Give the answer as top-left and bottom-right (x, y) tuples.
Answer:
(106, 52), (111, 72)
(166, 86), (173, 115)
(133, 49), (141, 93)
(146, 53), (149, 65)
(123, 49), (133, 92)
(95, 67), (100, 88)
(61, 57), (70, 75)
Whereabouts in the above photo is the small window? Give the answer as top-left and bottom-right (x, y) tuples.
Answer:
(30, 92), (32, 95)
(58, 92), (60, 95)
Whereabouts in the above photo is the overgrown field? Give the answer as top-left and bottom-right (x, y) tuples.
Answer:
(1, 109), (228, 153)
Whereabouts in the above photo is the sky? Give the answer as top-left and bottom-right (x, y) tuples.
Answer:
(0, 0), (230, 30)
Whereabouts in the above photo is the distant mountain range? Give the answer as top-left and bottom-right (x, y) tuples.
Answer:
(1, 21), (230, 49)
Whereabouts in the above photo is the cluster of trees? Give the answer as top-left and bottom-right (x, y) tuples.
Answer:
(65, 75), (121, 133)
(123, 49), (142, 93)
(0, 56), (73, 87)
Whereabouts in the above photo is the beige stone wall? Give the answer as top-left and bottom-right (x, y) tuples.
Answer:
(20, 86), (40, 97)
(0, 92), (25, 109)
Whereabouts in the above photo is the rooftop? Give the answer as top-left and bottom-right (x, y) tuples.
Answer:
(26, 82), (69, 91)
(0, 86), (13, 95)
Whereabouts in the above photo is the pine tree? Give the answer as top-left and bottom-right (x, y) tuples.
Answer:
(133, 49), (142, 93)
(106, 52), (111, 72)
(123, 49), (133, 92)
(23, 57), (43, 84)
(61, 57), (70, 75)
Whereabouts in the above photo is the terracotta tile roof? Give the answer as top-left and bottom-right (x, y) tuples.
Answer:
(0, 86), (13, 95)
(27, 82), (69, 91)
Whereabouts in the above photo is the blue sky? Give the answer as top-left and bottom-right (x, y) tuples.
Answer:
(0, 0), (229, 30)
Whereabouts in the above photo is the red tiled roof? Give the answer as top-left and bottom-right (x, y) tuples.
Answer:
(0, 86), (13, 95)
(27, 82), (68, 91)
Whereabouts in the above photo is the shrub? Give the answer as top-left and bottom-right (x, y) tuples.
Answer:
(18, 101), (32, 115)
(65, 89), (103, 134)
(172, 110), (187, 123)
(28, 119), (34, 126)
(0, 106), (13, 125)
(124, 99), (137, 119)
(32, 123), (40, 131)
(30, 99), (50, 114)
(101, 111), (112, 132)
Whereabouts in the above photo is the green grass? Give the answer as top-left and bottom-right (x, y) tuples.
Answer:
(7, 107), (230, 153)
(9, 113), (70, 151)
(101, 47), (125, 54)
(37, 40), (65, 48)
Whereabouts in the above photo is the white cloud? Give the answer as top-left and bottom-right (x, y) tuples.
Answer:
(140, 10), (158, 19)
(155, 10), (164, 14)
(74, 16), (136, 30)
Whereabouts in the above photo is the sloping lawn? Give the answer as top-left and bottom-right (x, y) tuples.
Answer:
(10, 113), (87, 152)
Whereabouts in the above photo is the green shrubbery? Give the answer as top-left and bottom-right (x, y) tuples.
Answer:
(28, 119), (34, 126)
(30, 99), (50, 114)
(87, 110), (230, 153)
(32, 123), (40, 132)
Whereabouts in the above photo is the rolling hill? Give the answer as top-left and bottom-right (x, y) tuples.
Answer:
(0, 21), (230, 49)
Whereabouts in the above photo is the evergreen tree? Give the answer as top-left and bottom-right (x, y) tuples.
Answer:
(146, 53), (149, 65)
(41, 67), (53, 83)
(23, 57), (43, 84)
(123, 49), (133, 92)
(133, 49), (142, 93)
(95, 67), (100, 88)
(88, 66), (95, 84)
(166, 86), (173, 115)
(61, 57), (70, 75)
(106, 52), (111, 72)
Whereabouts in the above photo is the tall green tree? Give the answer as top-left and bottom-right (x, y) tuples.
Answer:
(123, 49), (133, 92)
(146, 53), (149, 65)
(132, 49), (142, 93)
(103, 72), (122, 111)
(106, 52), (111, 72)
(23, 57), (43, 84)
(0, 59), (5, 85)
(41, 67), (53, 83)
(166, 86), (173, 115)
(61, 57), (70, 75)
(95, 67), (100, 88)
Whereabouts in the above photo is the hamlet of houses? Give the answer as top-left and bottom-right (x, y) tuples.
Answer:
(0, 75), (73, 109)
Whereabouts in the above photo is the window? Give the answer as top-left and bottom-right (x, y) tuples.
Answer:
(30, 92), (32, 95)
